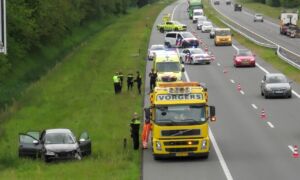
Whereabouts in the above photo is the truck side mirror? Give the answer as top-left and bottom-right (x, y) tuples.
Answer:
(181, 67), (185, 72)
(209, 106), (216, 122)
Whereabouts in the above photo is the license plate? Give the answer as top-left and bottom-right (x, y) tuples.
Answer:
(275, 90), (283, 93)
(242, 61), (249, 65)
(176, 152), (188, 156)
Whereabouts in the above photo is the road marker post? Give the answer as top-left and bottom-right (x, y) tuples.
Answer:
(260, 108), (267, 120)
(293, 145), (299, 158)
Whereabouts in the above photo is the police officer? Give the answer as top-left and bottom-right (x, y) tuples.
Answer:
(130, 112), (141, 150)
(127, 73), (134, 91)
(118, 72), (124, 92)
(144, 107), (151, 124)
(135, 71), (142, 95)
(113, 72), (121, 94)
(149, 68), (157, 91)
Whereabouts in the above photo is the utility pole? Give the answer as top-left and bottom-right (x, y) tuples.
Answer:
(0, 0), (7, 55)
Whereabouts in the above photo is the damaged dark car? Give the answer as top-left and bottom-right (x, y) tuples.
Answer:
(19, 128), (91, 162)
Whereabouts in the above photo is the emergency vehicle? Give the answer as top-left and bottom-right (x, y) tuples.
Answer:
(142, 82), (216, 160)
(153, 50), (184, 82)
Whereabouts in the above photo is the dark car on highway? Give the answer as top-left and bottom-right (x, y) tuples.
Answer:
(234, 4), (242, 11)
(19, 128), (91, 162)
(260, 73), (292, 99)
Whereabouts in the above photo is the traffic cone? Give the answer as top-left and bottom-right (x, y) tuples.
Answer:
(237, 83), (241, 91)
(293, 145), (299, 158)
(260, 108), (267, 119)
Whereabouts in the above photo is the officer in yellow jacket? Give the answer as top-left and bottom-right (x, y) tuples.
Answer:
(130, 112), (141, 150)
(113, 72), (121, 94)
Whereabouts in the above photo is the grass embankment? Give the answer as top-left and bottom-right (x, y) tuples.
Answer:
(237, 0), (300, 26)
(0, 2), (169, 179)
(203, 0), (300, 83)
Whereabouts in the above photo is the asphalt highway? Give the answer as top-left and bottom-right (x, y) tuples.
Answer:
(211, 0), (300, 56)
(142, 1), (300, 179)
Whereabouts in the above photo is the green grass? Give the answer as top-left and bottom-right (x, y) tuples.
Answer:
(0, 2), (170, 179)
(203, 0), (300, 83)
(237, 0), (300, 26)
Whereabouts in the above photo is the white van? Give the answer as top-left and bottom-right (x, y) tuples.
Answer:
(164, 31), (199, 48)
(192, 9), (204, 23)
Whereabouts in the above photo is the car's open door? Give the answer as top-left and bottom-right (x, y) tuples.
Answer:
(78, 132), (91, 156)
(19, 132), (42, 158)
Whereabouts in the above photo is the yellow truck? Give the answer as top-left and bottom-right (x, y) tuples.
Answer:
(214, 28), (232, 46)
(153, 51), (184, 82)
(148, 82), (216, 160)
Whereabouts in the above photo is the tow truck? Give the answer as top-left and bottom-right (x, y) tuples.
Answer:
(280, 10), (300, 38)
(142, 82), (216, 160)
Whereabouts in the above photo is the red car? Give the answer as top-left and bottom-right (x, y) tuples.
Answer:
(233, 49), (256, 67)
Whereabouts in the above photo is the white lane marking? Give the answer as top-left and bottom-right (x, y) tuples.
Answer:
(267, 121), (275, 128)
(240, 90), (245, 95)
(288, 145), (295, 153)
(231, 45), (300, 98)
(171, 2), (180, 20)
(230, 79), (235, 83)
(232, 44), (239, 51)
(251, 104), (258, 109)
(209, 128), (234, 180)
(183, 65), (233, 180)
(217, 63), (221, 66)
(255, 63), (269, 74)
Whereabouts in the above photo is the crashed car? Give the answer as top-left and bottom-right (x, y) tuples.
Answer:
(148, 44), (166, 60)
(19, 128), (91, 162)
(180, 48), (212, 64)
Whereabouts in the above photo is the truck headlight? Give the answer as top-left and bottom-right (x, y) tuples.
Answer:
(156, 141), (162, 151)
(201, 140), (207, 150)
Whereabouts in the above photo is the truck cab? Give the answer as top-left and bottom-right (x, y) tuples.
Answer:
(149, 82), (216, 160)
(279, 10), (299, 36)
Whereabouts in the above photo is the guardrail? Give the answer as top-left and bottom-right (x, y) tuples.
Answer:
(210, 0), (300, 70)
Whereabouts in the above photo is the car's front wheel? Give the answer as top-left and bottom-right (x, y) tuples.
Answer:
(42, 154), (51, 163)
(75, 152), (82, 160)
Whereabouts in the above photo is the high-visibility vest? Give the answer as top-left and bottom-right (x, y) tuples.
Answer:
(133, 119), (141, 125)
(113, 75), (120, 83)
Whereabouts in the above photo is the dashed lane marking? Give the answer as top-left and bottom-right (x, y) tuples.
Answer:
(251, 104), (258, 109)
(267, 121), (275, 128)
(230, 79), (235, 83)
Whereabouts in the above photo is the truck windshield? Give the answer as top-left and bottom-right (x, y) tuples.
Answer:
(156, 62), (180, 72)
(155, 105), (206, 125)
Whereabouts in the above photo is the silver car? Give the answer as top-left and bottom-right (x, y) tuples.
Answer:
(261, 73), (292, 98)
(19, 128), (92, 162)
(254, 13), (264, 22)
(196, 16), (208, 30)
(180, 48), (212, 64)
(201, 21), (213, 32)
(148, 44), (165, 60)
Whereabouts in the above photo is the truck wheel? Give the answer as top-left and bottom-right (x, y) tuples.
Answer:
(159, 28), (164, 33)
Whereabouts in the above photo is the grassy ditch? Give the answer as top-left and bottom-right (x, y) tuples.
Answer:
(237, 0), (300, 26)
(203, 0), (300, 83)
(0, 2), (169, 179)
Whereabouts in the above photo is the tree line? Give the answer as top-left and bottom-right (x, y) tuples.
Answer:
(0, 0), (155, 109)
(249, 0), (300, 8)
